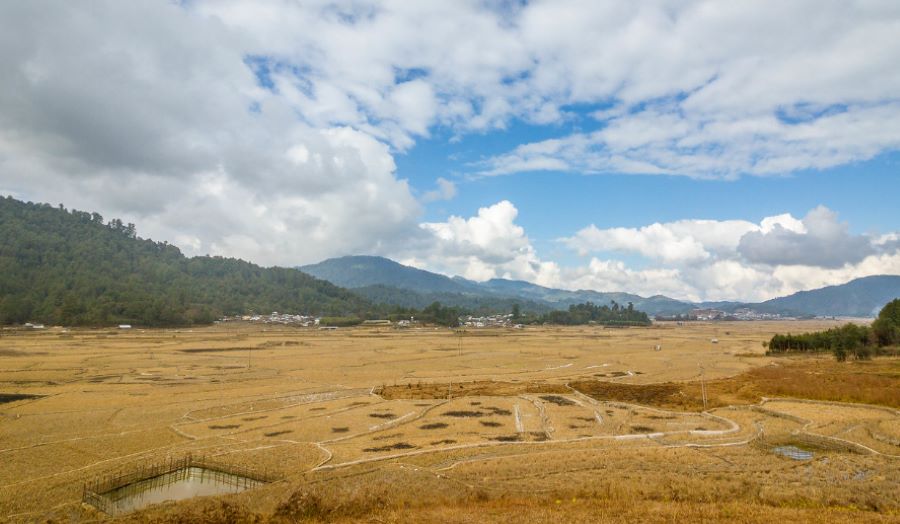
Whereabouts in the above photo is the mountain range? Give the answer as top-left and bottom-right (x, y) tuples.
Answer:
(301, 255), (900, 318)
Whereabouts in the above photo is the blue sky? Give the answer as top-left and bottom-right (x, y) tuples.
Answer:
(1, 1), (899, 301)
(400, 119), (900, 270)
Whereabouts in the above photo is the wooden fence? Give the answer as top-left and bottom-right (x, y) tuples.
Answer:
(81, 454), (277, 515)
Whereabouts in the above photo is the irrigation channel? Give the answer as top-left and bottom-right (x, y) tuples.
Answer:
(82, 455), (277, 515)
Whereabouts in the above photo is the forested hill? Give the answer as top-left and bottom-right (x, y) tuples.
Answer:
(300, 255), (478, 294)
(0, 196), (370, 326)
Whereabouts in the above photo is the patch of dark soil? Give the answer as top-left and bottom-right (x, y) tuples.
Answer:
(0, 349), (46, 357)
(209, 424), (241, 430)
(369, 413), (397, 419)
(309, 407), (327, 411)
(490, 435), (521, 442)
(484, 406), (512, 415)
(179, 347), (254, 353)
(647, 414), (675, 420)
(281, 415), (296, 419)
(530, 432), (550, 442)
(540, 395), (576, 406)
(420, 422), (449, 430)
(0, 393), (43, 404)
(331, 427), (349, 433)
(470, 401), (482, 406)
(264, 430), (292, 437)
(243, 416), (267, 421)
(480, 420), (502, 427)
(430, 439), (457, 445)
(631, 425), (656, 433)
(349, 401), (370, 406)
(363, 442), (416, 452)
(442, 410), (483, 418)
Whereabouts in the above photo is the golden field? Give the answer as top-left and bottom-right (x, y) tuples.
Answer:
(0, 320), (898, 523)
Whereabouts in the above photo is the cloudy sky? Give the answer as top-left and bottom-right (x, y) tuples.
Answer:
(2, 1), (899, 302)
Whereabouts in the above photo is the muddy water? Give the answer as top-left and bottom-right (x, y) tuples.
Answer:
(103, 467), (264, 514)
(772, 445), (814, 460)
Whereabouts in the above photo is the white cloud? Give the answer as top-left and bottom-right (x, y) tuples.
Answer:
(0, 1), (422, 266)
(411, 201), (560, 285)
(394, 201), (900, 303)
(557, 206), (900, 301)
(1, 0), (898, 298)
(422, 177), (457, 203)
(565, 260), (694, 301)
(738, 206), (875, 267)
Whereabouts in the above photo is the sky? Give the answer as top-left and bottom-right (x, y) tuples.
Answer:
(1, 0), (899, 302)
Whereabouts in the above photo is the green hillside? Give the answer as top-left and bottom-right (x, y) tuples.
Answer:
(0, 196), (370, 326)
(761, 275), (900, 317)
(300, 255), (479, 294)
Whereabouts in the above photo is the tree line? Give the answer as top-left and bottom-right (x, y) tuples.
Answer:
(537, 300), (651, 326)
(766, 299), (900, 361)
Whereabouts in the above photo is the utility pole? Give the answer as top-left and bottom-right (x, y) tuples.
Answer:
(699, 363), (708, 410)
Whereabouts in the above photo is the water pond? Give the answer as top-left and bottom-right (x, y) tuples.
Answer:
(102, 467), (264, 514)
(772, 445), (814, 460)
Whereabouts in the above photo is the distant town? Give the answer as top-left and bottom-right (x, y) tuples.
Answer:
(655, 308), (790, 322)
(212, 309), (797, 329)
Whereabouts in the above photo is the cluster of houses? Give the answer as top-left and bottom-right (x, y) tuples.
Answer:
(459, 314), (522, 328)
(684, 307), (786, 321)
(220, 312), (320, 327)
(731, 308), (785, 321)
(689, 308), (727, 321)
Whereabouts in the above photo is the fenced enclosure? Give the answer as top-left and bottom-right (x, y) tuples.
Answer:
(82, 454), (277, 515)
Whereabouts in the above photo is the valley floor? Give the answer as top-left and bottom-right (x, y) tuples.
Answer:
(0, 321), (897, 522)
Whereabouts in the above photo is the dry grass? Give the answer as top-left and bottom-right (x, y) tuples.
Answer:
(0, 321), (898, 523)
(572, 357), (900, 410)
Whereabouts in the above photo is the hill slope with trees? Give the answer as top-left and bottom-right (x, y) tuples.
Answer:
(0, 196), (370, 326)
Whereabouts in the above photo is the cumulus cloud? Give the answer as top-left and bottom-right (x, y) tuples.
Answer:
(738, 206), (875, 267)
(0, 1), (422, 266)
(390, 201), (900, 303)
(558, 206), (900, 301)
(408, 201), (560, 285)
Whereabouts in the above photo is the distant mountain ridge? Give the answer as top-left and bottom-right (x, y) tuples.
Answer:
(760, 275), (900, 317)
(299, 256), (478, 295)
(301, 255), (900, 317)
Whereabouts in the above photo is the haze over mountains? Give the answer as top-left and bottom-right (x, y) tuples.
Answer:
(301, 256), (900, 318)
